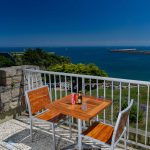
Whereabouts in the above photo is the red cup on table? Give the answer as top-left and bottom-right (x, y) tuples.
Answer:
(71, 93), (76, 105)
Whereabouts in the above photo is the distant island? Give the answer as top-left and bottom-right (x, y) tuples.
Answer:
(110, 49), (150, 55)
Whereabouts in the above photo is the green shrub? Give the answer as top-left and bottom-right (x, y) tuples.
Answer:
(0, 56), (15, 67)
(121, 101), (144, 123)
(49, 63), (108, 77)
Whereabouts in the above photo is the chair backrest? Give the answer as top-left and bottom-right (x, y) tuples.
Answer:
(111, 99), (134, 147)
(25, 85), (51, 116)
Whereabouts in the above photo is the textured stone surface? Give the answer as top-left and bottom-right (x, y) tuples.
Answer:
(3, 102), (10, 112)
(0, 67), (16, 78)
(0, 65), (39, 113)
(12, 76), (22, 84)
(0, 65), (39, 86)
(11, 87), (20, 98)
(0, 77), (12, 86)
(0, 91), (11, 103)
(9, 101), (18, 109)
(0, 86), (9, 93)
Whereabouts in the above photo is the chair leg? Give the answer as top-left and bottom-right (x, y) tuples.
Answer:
(69, 116), (72, 138)
(30, 118), (33, 141)
(52, 123), (56, 150)
(124, 131), (127, 150)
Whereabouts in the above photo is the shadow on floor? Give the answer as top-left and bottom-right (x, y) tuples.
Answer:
(4, 128), (72, 150)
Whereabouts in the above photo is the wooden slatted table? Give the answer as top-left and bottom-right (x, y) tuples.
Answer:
(51, 94), (112, 150)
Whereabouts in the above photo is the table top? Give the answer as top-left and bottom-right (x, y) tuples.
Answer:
(51, 94), (112, 121)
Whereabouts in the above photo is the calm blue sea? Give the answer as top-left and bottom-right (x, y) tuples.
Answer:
(0, 46), (150, 81)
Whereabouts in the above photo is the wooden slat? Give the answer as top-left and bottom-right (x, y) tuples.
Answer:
(28, 86), (48, 95)
(82, 122), (114, 144)
(27, 86), (51, 114)
(35, 109), (65, 123)
(27, 86), (66, 123)
(30, 95), (50, 104)
(115, 111), (130, 142)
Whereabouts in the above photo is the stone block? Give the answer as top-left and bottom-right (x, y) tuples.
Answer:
(0, 77), (12, 86)
(0, 68), (16, 78)
(10, 101), (18, 109)
(0, 66), (23, 82)
(0, 75), (23, 87)
(22, 65), (39, 70)
(13, 83), (21, 88)
(13, 75), (22, 81)
(11, 87), (20, 98)
(0, 76), (5, 86)
(12, 66), (23, 76)
(3, 102), (10, 112)
(0, 65), (39, 113)
(0, 70), (6, 79)
(0, 86), (7, 93)
(0, 65), (38, 78)
(0, 91), (11, 103)
(11, 97), (19, 101)
(12, 76), (22, 85)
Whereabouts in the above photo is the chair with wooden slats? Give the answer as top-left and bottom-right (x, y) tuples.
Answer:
(25, 85), (71, 150)
(81, 99), (134, 150)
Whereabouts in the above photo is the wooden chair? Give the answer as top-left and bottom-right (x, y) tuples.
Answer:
(25, 85), (71, 150)
(81, 99), (134, 150)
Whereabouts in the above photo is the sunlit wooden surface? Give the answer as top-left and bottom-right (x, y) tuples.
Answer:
(82, 122), (114, 144)
(28, 86), (65, 123)
(51, 94), (112, 121)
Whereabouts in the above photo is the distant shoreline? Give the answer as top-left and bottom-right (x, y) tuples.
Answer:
(110, 49), (150, 55)
(10, 51), (55, 55)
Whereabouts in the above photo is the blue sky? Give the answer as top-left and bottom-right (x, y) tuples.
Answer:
(0, 0), (150, 47)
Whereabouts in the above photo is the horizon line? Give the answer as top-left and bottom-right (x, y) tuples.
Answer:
(1, 45), (150, 48)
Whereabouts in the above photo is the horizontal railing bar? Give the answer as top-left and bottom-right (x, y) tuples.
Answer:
(127, 139), (150, 149)
(24, 69), (150, 85)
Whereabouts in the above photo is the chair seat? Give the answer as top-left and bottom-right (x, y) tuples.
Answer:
(82, 122), (114, 144)
(35, 109), (66, 123)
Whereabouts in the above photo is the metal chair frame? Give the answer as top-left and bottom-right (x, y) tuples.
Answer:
(25, 85), (72, 150)
(81, 99), (134, 150)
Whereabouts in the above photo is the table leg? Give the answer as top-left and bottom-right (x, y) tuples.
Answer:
(78, 119), (82, 150)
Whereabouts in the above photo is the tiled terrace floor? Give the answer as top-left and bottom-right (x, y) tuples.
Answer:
(0, 117), (134, 150)
(0, 119), (72, 150)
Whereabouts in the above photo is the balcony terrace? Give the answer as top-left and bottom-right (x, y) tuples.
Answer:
(0, 67), (150, 150)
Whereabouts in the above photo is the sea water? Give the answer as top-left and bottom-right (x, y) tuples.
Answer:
(0, 46), (150, 81)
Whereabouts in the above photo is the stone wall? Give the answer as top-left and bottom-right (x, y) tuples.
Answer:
(0, 65), (39, 114)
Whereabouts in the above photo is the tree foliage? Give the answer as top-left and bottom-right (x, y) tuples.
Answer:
(49, 63), (108, 76)
(22, 48), (71, 69)
(0, 56), (15, 67)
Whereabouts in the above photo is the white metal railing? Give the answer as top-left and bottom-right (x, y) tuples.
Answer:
(24, 69), (150, 149)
